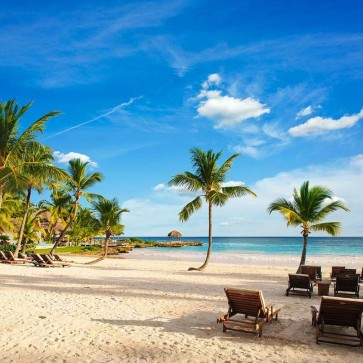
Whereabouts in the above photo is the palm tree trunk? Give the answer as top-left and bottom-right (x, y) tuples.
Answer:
(50, 200), (79, 255)
(84, 233), (110, 266)
(297, 232), (308, 273)
(189, 201), (213, 271)
(14, 187), (32, 257)
(21, 237), (29, 254)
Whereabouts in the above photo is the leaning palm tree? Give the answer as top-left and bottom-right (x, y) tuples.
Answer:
(169, 148), (256, 271)
(0, 99), (60, 208)
(267, 181), (350, 273)
(49, 158), (103, 255)
(86, 198), (129, 264)
(13, 143), (67, 257)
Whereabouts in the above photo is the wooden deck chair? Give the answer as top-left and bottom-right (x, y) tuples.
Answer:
(42, 254), (70, 267)
(330, 266), (345, 280)
(301, 265), (321, 282)
(361, 267), (363, 282)
(342, 268), (357, 275)
(32, 253), (53, 267)
(311, 296), (363, 347)
(334, 274), (360, 298)
(0, 251), (12, 263)
(286, 273), (313, 298)
(6, 251), (32, 264)
(217, 288), (281, 337)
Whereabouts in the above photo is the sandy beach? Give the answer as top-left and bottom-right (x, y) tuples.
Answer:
(1, 254), (362, 363)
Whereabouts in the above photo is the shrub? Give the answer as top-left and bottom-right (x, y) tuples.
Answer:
(130, 237), (144, 243)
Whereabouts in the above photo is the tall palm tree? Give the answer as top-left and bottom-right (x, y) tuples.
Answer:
(13, 143), (67, 257)
(169, 148), (256, 271)
(68, 207), (99, 245)
(267, 181), (350, 273)
(49, 158), (103, 255)
(91, 198), (129, 258)
(0, 99), (60, 208)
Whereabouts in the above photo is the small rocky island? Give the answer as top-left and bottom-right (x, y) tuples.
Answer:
(113, 238), (203, 253)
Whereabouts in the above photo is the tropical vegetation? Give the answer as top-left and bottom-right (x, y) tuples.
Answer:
(267, 181), (350, 273)
(0, 99), (130, 258)
(169, 148), (256, 271)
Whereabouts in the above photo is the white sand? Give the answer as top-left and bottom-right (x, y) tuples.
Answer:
(0, 254), (362, 363)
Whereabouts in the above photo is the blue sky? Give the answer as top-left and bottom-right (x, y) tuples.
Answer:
(1, 0), (363, 236)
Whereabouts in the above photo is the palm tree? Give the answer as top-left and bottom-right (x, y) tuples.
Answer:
(267, 181), (350, 273)
(19, 206), (45, 254)
(85, 198), (129, 265)
(13, 143), (67, 257)
(0, 99), (60, 208)
(39, 189), (72, 243)
(49, 158), (103, 255)
(68, 207), (99, 245)
(169, 148), (256, 271)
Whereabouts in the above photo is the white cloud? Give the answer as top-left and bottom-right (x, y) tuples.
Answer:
(289, 108), (363, 137)
(121, 154), (363, 236)
(222, 181), (245, 187)
(202, 73), (222, 88)
(152, 183), (194, 196)
(219, 217), (246, 226)
(233, 145), (261, 158)
(296, 105), (313, 118)
(53, 151), (98, 167)
(196, 74), (270, 128)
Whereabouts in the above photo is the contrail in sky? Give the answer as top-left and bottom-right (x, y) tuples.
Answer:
(44, 96), (142, 139)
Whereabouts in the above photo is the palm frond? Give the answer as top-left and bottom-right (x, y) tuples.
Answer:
(222, 185), (257, 198)
(179, 196), (202, 222)
(310, 222), (341, 236)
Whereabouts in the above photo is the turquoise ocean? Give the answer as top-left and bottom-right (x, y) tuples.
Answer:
(117, 236), (363, 257)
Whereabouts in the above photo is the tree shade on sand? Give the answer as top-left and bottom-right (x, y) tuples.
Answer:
(169, 148), (256, 271)
(267, 180), (350, 273)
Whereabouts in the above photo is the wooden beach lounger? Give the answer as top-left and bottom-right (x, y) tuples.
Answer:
(41, 254), (70, 267)
(6, 251), (32, 264)
(330, 266), (345, 280)
(334, 274), (360, 298)
(301, 265), (321, 282)
(217, 288), (281, 337)
(311, 296), (363, 347)
(32, 253), (54, 267)
(286, 273), (313, 298)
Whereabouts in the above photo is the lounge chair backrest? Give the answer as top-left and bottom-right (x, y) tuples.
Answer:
(42, 254), (55, 264)
(224, 288), (265, 317)
(335, 274), (360, 293)
(6, 250), (15, 260)
(0, 251), (8, 260)
(288, 273), (310, 288)
(342, 268), (356, 275)
(301, 266), (317, 280)
(331, 266), (345, 278)
(318, 297), (363, 328)
(34, 253), (46, 263)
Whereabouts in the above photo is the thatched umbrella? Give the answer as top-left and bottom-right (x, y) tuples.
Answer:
(168, 230), (182, 241)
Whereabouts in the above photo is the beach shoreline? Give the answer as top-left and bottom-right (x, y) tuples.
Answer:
(1, 255), (362, 362)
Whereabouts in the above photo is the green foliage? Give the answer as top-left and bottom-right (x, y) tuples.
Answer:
(130, 237), (144, 243)
(0, 234), (10, 245)
(0, 244), (15, 252)
(81, 245), (101, 252)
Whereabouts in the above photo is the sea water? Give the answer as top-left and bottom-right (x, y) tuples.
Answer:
(115, 236), (363, 257)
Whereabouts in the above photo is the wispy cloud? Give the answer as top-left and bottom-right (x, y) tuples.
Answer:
(45, 97), (142, 139)
(289, 108), (363, 137)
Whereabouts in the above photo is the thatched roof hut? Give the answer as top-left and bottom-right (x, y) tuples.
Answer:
(168, 230), (182, 241)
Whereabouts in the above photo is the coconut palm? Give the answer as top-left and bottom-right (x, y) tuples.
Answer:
(68, 207), (99, 245)
(267, 181), (350, 273)
(13, 143), (67, 257)
(169, 148), (256, 271)
(49, 158), (103, 255)
(0, 99), (60, 208)
(18, 206), (45, 254)
(39, 189), (72, 243)
(86, 198), (129, 264)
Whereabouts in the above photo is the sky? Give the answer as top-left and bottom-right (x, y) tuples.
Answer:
(1, 0), (363, 237)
